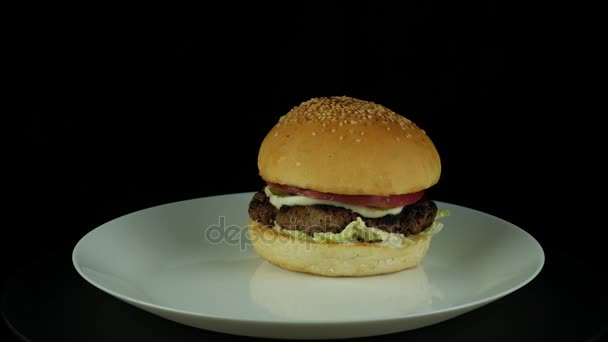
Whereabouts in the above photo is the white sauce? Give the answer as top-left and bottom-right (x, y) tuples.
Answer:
(264, 186), (403, 218)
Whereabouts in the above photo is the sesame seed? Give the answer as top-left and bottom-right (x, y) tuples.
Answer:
(355, 138), (361, 143)
(395, 137), (400, 142)
(386, 126), (391, 131)
(360, 131), (365, 135)
(312, 131), (316, 136)
(339, 136), (343, 140)
(296, 161), (302, 167)
(331, 128), (336, 133)
(277, 96), (416, 130)
(274, 132), (278, 136)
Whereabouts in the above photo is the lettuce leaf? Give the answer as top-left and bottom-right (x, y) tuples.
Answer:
(435, 208), (450, 220)
(276, 228), (313, 241)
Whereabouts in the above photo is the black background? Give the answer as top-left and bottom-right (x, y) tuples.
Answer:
(4, 3), (605, 341)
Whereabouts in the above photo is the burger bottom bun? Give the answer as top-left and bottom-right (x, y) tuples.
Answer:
(248, 220), (432, 277)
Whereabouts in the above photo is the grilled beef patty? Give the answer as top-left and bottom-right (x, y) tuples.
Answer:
(248, 191), (437, 236)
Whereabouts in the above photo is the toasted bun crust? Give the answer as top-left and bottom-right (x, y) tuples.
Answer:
(258, 96), (441, 195)
(248, 220), (432, 277)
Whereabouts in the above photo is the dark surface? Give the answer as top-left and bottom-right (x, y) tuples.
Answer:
(5, 3), (604, 342)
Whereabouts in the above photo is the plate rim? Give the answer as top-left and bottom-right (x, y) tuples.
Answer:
(72, 192), (545, 324)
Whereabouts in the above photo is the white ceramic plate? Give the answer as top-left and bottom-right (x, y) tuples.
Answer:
(73, 192), (544, 339)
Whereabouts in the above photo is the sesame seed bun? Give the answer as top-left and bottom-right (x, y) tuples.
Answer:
(258, 96), (441, 195)
(248, 220), (432, 277)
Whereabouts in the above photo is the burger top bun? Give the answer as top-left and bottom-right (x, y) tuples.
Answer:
(258, 96), (441, 196)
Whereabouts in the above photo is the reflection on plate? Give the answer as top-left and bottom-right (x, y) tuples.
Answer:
(250, 262), (434, 320)
(73, 193), (544, 339)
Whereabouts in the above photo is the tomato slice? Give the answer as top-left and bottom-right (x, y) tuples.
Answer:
(268, 183), (423, 208)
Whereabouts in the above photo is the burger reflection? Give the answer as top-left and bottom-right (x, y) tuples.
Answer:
(249, 262), (435, 321)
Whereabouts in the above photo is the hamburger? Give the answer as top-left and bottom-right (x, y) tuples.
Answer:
(247, 96), (448, 277)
